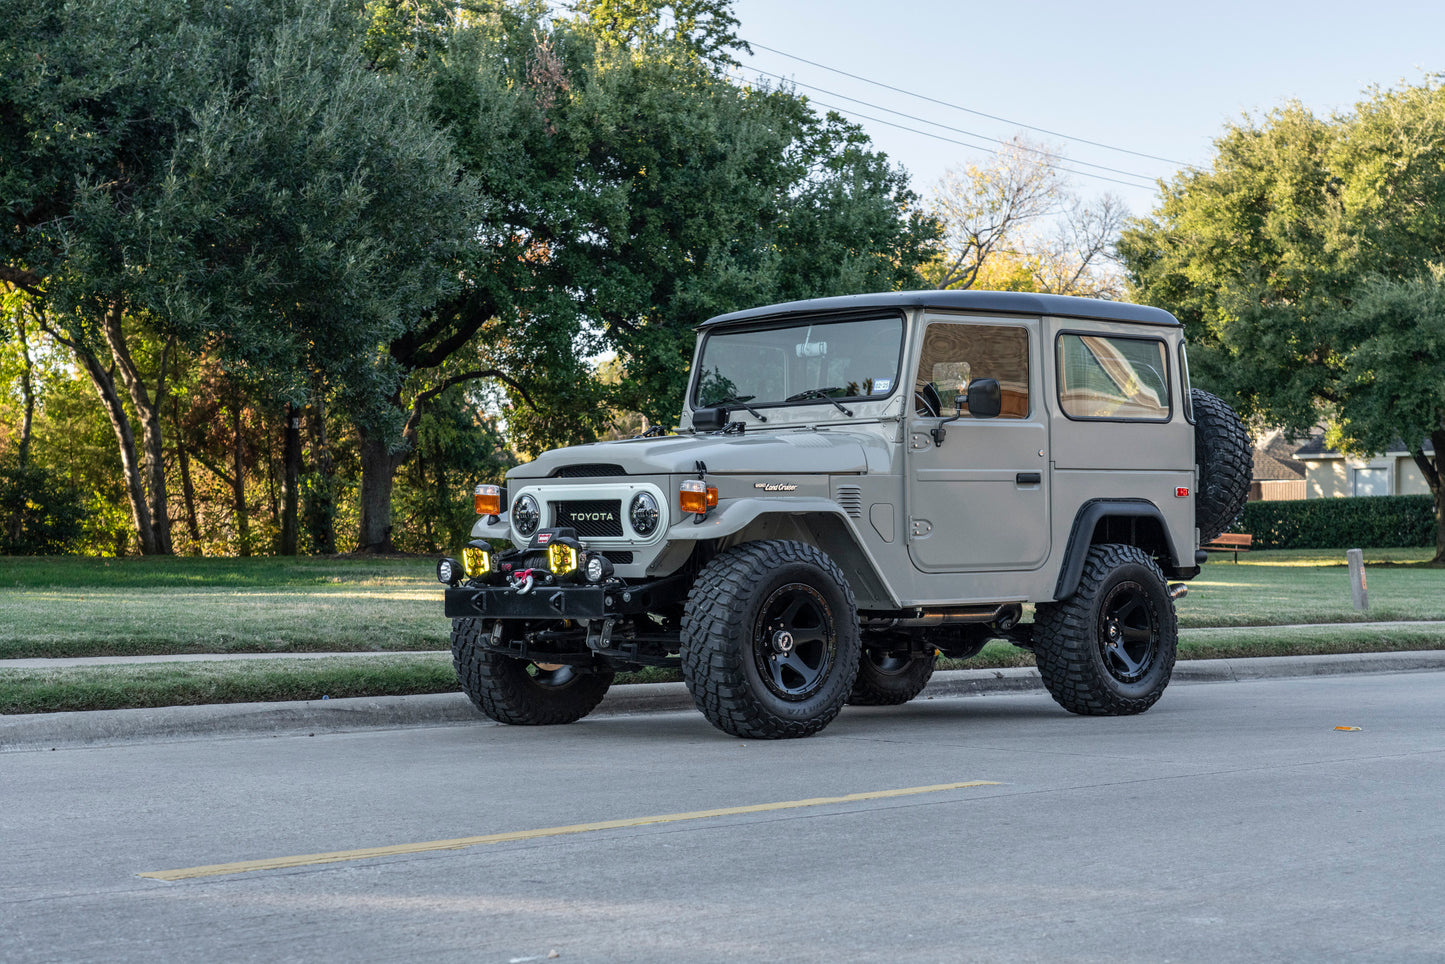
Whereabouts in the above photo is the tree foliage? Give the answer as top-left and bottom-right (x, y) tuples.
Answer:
(1119, 80), (1445, 560)
(2, 0), (939, 556)
(3, 0), (479, 554)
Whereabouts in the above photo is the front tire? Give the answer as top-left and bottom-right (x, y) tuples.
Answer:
(681, 540), (860, 739)
(1033, 544), (1177, 716)
(451, 618), (614, 725)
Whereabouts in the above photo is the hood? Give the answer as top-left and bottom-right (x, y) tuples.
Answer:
(509, 430), (870, 479)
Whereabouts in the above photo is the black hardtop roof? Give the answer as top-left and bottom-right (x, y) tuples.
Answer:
(699, 290), (1180, 329)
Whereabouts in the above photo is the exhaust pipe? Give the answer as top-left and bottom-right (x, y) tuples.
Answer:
(862, 603), (1022, 631)
(1168, 583), (1188, 601)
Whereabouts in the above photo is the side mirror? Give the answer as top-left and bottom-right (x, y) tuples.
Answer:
(692, 406), (728, 432)
(966, 378), (1002, 419)
(930, 377), (1004, 447)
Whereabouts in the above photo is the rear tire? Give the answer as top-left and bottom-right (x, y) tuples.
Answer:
(451, 618), (613, 725)
(849, 643), (936, 706)
(681, 540), (860, 739)
(1033, 544), (1177, 716)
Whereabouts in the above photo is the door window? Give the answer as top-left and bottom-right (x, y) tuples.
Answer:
(913, 323), (1030, 418)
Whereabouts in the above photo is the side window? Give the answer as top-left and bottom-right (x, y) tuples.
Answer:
(913, 323), (1030, 418)
(1057, 333), (1171, 421)
(1179, 342), (1195, 423)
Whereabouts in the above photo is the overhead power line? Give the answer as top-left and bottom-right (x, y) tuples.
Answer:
(748, 41), (1190, 168)
(804, 100), (1157, 191)
(749, 68), (1157, 185)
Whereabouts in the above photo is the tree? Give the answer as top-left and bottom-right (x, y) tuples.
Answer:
(925, 137), (1125, 298)
(342, 0), (937, 549)
(3, 0), (477, 554)
(1118, 81), (1445, 561)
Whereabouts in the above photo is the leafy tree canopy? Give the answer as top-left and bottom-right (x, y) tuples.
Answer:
(1119, 79), (1445, 560)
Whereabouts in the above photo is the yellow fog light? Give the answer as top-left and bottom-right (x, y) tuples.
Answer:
(680, 479), (718, 514)
(548, 542), (578, 575)
(474, 484), (502, 516)
(462, 545), (491, 577)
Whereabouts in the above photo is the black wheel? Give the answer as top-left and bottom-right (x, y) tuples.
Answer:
(450, 618), (613, 725)
(849, 641), (936, 706)
(1033, 544), (1178, 716)
(1192, 388), (1252, 543)
(681, 540), (860, 739)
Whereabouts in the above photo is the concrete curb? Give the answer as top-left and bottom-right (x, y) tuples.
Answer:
(5, 650), (1445, 751)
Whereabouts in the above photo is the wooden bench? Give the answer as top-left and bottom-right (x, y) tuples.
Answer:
(1203, 532), (1252, 563)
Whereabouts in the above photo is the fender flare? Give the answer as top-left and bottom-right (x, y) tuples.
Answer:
(664, 497), (900, 609)
(1053, 499), (1185, 601)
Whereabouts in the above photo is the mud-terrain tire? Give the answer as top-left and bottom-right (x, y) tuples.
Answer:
(1192, 388), (1252, 543)
(849, 645), (936, 706)
(1033, 544), (1177, 716)
(451, 618), (613, 725)
(681, 540), (860, 739)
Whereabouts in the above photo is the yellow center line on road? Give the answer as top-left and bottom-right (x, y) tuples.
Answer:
(139, 780), (999, 882)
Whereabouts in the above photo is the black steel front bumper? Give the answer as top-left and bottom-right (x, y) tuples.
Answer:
(443, 575), (686, 621)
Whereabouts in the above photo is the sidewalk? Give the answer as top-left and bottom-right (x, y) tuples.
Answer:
(7, 620), (1445, 670)
(4, 650), (1445, 751)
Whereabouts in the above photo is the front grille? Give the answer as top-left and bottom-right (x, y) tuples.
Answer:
(552, 463), (627, 478)
(552, 499), (624, 537)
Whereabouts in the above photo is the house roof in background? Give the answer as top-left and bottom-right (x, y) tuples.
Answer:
(1253, 429), (1307, 480)
(1294, 437), (1435, 459)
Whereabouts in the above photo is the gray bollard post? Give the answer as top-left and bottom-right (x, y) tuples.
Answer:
(1347, 548), (1368, 611)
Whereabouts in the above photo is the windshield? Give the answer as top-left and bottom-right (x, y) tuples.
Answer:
(692, 315), (905, 409)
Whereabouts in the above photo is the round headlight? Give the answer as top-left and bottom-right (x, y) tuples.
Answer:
(629, 491), (660, 535)
(512, 493), (540, 536)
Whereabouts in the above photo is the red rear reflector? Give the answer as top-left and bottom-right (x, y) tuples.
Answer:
(1176, 487), (1190, 498)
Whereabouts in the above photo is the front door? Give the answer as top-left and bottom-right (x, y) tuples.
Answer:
(906, 315), (1050, 572)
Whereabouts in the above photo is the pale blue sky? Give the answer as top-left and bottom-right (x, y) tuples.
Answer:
(730, 0), (1443, 215)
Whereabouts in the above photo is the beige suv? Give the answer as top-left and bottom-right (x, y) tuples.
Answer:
(438, 291), (1251, 739)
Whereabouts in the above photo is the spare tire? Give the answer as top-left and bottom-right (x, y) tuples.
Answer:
(1192, 388), (1252, 543)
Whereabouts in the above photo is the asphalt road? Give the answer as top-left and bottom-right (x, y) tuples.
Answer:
(3, 671), (1443, 963)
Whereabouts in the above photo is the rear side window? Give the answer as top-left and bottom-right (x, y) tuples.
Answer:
(1057, 333), (1171, 421)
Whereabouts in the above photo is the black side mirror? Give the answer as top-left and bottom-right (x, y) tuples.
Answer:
(967, 378), (1002, 419)
(930, 377), (1004, 446)
(692, 406), (728, 432)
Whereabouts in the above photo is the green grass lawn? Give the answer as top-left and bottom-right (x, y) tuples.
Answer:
(0, 557), (441, 658)
(1178, 548), (1445, 627)
(1, 549), (1441, 713)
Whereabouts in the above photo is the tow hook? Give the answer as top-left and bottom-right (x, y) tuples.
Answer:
(1167, 583), (1188, 601)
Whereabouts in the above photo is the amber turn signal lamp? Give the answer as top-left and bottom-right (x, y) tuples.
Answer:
(680, 479), (717, 514)
(474, 484), (502, 515)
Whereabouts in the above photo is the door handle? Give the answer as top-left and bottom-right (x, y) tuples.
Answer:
(1016, 472), (1042, 485)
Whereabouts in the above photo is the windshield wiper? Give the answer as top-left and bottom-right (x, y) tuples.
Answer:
(712, 395), (767, 422)
(784, 387), (853, 417)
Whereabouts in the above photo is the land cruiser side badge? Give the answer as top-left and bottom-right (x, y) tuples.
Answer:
(755, 482), (798, 492)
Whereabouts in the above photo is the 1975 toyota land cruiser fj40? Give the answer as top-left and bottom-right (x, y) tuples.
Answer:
(437, 291), (1251, 739)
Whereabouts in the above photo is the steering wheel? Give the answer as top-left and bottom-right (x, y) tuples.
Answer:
(914, 382), (942, 417)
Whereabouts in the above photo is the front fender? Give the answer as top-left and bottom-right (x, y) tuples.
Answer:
(667, 497), (899, 609)
(663, 497), (846, 541)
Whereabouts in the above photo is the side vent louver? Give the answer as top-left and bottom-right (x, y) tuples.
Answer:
(836, 485), (864, 519)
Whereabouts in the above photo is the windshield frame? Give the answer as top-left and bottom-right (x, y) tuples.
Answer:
(689, 310), (908, 413)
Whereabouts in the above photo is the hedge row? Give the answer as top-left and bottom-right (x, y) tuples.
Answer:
(1233, 495), (1436, 549)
